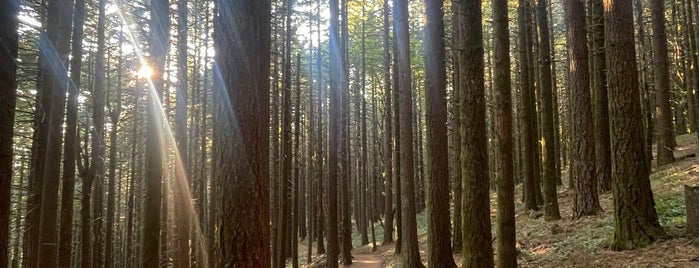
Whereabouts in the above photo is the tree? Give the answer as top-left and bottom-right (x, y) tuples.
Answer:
(174, 0), (190, 266)
(381, 0), (394, 246)
(277, 0), (296, 265)
(534, 0), (560, 221)
(36, 0), (73, 265)
(144, 0), (169, 265)
(605, 0), (664, 250)
(91, 1), (107, 266)
(651, 0), (676, 166)
(493, 0), (517, 266)
(565, 0), (600, 219)
(394, 0), (423, 266)
(424, 0), (456, 267)
(212, 0), (271, 266)
(450, 0), (464, 253)
(590, 0), (612, 192)
(459, 0), (493, 267)
(0, 0), (19, 266)
(518, 0), (538, 211)
(59, 0), (85, 265)
(328, 0), (342, 266)
(105, 29), (123, 268)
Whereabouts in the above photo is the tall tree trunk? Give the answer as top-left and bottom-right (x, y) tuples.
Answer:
(651, 0), (676, 166)
(36, 0), (73, 265)
(381, 0), (394, 245)
(144, 0), (169, 265)
(424, 0), (456, 267)
(590, 0), (612, 192)
(24, 5), (51, 263)
(360, 3), (370, 246)
(315, 0), (325, 254)
(535, 0), (561, 221)
(92, 1), (107, 267)
(518, 0), (538, 211)
(58, 0), (84, 265)
(277, 0), (295, 265)
(212, 0), (271, 266)
(605, 0), (665, 250)
(106, 28), (124, 268)
(174, 0), (190, 266)
(393, 0), (423, 267)
(450, 0), (463, 253)
(0, 1), (19, 265)
(566, 0), (601, 219)
(493, 0), (517, 266)
(328, 0), (342, 266)
(459, 0), (494, 266)
(339, 0), (353, 264)
(292, 52), (302, 268)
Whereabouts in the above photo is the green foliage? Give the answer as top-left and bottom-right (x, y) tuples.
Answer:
(655, 194), (686, 227)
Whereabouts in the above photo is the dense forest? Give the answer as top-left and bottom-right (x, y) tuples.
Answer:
(1, 0), (699, 267)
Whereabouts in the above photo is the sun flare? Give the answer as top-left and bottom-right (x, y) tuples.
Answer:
(137, 64), (153, 79)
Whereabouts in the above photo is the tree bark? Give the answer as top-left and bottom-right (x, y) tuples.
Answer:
(518, 0), (538, 211)
(36, 0), (73, 265)
(382, 0), (394, 246)
(144, 0), (169, 265)
(424, 0), (457, 267)
(327, 0), (342, 266)
(393, 0), (423, 267)
(459, 1), (494, 267)
(57, 0), (84, 265)
(535, 0), (561, 221)
(212, 0), (271, 266)
(174, 0), (190, 266)
(605, 0), (665, 250)
(493, 0), (517, 266)
(650, 0), (676, 166)
(590, 0), (612, 192)
(566, 0), (601, 219)
(0, 1), (19, 265)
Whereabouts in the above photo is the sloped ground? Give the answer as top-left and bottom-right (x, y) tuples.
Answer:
(303, 134), (699, 267)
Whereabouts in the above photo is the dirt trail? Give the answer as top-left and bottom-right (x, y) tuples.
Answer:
(346, 254), (384, 268)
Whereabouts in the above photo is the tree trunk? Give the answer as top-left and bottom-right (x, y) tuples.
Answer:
(459, 0), (494, 266)
(0, 1), (19, 265)
(327, 0), (342, 266)
(382, 0), (394, 246)
(493, 0), (517, 266)
(424, 0), (456, 267)
(535, 0), (560, 221)
(144, 0), (169, 265)
(590, 0), (612, 192)
(518, 0), (538, 211)
(450, 0), (463, 253)
(606, 0), (664, 250)
(36, 0), (73, 265)
(57, 0), (84, 265)
(566, 0), (601, 219)
(650, 0), (676, 166)
(174, 0), (190, 266)
(393, 0), (423, 267)
(212, 0), (271, 266)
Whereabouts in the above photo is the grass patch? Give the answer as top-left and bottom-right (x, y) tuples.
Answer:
(655, 193), (687, 227)
(569, 216), (614, 250)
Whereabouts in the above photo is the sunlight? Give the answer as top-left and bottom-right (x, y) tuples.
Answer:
(138, 64), (154, 79)
(112, 1), (209, 266)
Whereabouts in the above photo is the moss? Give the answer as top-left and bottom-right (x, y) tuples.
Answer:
(655, 194), (687, 227)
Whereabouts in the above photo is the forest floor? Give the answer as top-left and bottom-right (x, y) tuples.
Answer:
(301, 134), (699, 267)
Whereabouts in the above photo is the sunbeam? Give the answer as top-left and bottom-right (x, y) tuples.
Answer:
(112, 2), (209, 266)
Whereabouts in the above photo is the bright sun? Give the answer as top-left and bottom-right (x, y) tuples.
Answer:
(138, 64), (153, 79)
